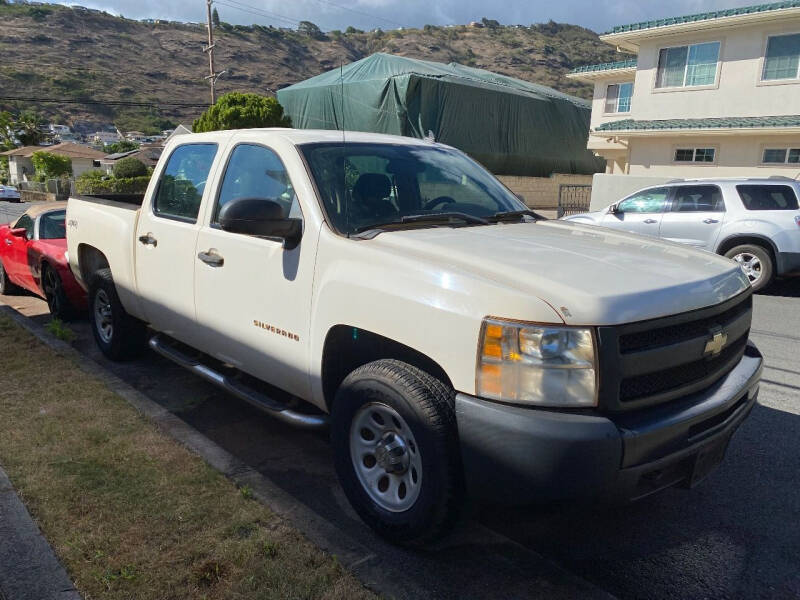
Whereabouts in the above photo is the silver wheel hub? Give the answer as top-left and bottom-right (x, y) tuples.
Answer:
(350, 402), (422, 512)
(94, 289), (113, 344)
(733, 252), (762, 283)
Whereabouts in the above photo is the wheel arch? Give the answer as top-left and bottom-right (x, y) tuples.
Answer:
(77, 244), (110, 286)
(716, 234), (777, 265)
(321, 325), (453, 411)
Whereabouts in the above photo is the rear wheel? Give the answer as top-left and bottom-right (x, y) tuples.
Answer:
(42, 264), (73, 320)
(0, 260), (19, 295)
(88, 268), (147, 360)
(331, 359), (463, 546)
(724, 244), (773, 292)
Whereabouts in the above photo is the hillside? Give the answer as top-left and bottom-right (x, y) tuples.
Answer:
(0, 2), (629, 133)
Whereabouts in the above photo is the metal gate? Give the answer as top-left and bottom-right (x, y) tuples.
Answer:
(557, 184), (592, 218)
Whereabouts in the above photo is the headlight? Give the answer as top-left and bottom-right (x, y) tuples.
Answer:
(476, 318), (597, 407)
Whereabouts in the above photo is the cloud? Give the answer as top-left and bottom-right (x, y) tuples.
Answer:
(54, 0), (760, 33)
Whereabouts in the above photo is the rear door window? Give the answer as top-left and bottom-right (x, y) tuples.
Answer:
(153, 143), (218, 222)
(670, 185), (724, 212)
(736, 185), (799, 211)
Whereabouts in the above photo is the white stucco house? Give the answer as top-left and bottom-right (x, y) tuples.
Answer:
(567, 1), (800, 184)
(0, 142), (107, 184)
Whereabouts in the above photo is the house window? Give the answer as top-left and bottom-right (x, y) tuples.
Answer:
(604, 83), (633, 113)
(92, 160), (101, 168)
(762, 147), (800, 164)
(762, 33), (800, 81)
(656, 42), (720, 88)
(674, 148), (716, 163)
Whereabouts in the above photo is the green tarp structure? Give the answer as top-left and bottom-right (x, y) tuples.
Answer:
(277, 53), (604, 177)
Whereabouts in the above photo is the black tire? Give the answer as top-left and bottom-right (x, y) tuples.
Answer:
(41, 263), (73, 320)
(331, 359), (463, 546)
(88, 267), (147, 360)
(0, 260), (20, 295)
(724, 244), (774, 292)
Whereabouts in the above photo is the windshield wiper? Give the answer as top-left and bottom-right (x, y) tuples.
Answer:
(488, 209), (545, 223)
(352, 212), (489, 234)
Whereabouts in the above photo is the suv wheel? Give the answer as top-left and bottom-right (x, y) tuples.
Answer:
(331, 359), (463, 546)
(88, 268), (147, 360)
(724, 244), (773, 292)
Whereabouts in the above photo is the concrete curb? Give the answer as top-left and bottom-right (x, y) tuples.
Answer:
(0, 304), (616, 600)
(0, 465), (81, 600)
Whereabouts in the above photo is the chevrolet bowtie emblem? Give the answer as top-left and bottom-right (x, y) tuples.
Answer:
(704, 330), (728, 356)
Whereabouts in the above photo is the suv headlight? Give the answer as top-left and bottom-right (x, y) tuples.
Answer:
(477, 318), (597, 407)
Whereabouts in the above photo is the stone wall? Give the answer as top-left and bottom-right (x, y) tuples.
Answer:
(497, 173), (594, 212)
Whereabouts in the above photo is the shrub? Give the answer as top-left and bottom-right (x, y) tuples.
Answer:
(113, 157), (148, 178)
(31, 151), (72, 179)
(193, 92), (291, 133)
(74, 174), (151, 195)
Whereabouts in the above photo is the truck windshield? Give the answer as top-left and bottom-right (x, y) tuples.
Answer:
(300, 142), (527, 235)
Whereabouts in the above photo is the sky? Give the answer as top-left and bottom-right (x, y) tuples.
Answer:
(51, 0), (760, 33)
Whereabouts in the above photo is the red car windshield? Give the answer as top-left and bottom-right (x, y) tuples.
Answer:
(39, 210), (67, 240)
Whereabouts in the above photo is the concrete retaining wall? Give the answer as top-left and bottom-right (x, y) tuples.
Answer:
(589, 173), (675, 211)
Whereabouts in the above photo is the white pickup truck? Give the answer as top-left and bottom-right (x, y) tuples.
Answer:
(67, 129), (763, 546)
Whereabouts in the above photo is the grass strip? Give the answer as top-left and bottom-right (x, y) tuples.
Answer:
(0, 314), (374, 600)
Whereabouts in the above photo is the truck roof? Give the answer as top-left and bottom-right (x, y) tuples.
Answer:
(177, 128), (437, 147)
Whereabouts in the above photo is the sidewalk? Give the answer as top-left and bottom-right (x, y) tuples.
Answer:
(0, 466), (80, 600)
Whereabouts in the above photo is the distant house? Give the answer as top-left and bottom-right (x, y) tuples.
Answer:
(0, 143), (107, 184)
(164, 124), (192, 143)
(92, 131), (120, 145)
(99, 144), (162, 175)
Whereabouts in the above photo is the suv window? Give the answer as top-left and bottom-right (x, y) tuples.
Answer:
(671, 185), (724, 212)
(214, 144), (299, 224)
(153, 143), (218, 222)
(617, 188), (669, 213)
(13, 214), (34, 239)
(736, 185), (799, 211)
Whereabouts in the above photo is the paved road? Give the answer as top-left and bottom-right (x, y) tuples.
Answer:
(1, 281), (799, 599)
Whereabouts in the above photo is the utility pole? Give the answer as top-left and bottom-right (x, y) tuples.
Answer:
(203, 0), (225, 105)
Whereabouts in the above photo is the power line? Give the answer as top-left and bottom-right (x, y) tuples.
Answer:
(305, 0), (405, 28)
(215, 0), (301, 27)
(0, 96), (208, 109)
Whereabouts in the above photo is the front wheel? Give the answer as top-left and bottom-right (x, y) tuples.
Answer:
(0, 260), (19, 295)
(331, 359), (463, 546)
(88, 268), (147, 360)
(724, 244), (773, 292)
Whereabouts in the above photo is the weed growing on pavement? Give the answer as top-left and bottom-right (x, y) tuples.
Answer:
(45, 318), (75, 342)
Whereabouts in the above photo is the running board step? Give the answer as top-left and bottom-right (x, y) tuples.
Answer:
(148, 334), (328, 430)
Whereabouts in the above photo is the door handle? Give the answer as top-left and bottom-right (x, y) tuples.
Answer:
(138, 233), (158, 247)
(4, 239), (11, 246)
(198, 250), (224, 267)
(644, 219), (658, 224)
(703, 218), (720, 224)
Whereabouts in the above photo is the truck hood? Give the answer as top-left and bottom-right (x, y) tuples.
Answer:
(366, 220), (750, 326)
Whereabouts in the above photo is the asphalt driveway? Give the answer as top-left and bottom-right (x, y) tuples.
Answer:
(1, 279), (798, 599)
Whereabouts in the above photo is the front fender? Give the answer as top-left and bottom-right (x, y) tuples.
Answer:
(308, 229), (563, 407)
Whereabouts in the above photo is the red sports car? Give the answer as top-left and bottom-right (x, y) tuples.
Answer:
(0, 201), (87, 318)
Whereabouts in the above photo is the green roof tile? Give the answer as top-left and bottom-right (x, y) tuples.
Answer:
(569, 59), (637, 74)
(595, 115), (800, 132)
(605, 1), (800, 35)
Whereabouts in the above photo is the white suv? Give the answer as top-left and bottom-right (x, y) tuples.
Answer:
(566, 177), (800, 291)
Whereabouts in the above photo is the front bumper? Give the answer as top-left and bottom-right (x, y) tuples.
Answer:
(456, 342), (763, 504)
